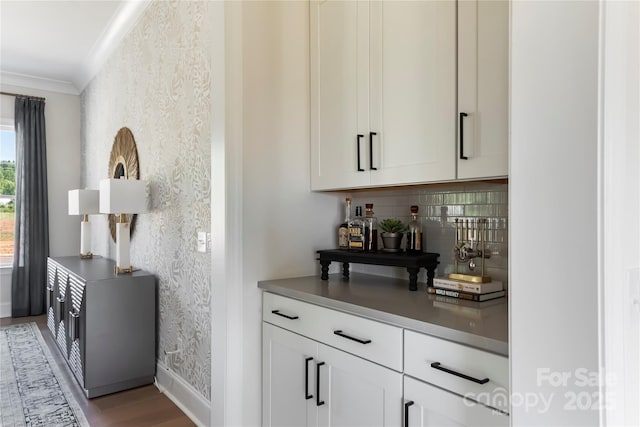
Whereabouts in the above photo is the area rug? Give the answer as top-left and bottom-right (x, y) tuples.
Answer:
(0, 322), (90, 427)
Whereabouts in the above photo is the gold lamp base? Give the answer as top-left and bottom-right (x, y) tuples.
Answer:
(114, 265), (134, 274)
(79, 252), (93, 259)
(448, 273), (492, 283)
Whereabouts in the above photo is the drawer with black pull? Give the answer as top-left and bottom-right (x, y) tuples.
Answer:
(263, 292), (402, 371)
(404, 329), (509, 413)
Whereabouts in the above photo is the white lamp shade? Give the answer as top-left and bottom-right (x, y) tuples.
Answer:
(99, 178), (148, 214)
(68, 189), (100, 215)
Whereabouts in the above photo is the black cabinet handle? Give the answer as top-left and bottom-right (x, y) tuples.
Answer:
(357, 134), (365, 171)
(56, 296), (65, 315)
(404, 400), (414, 427)
(430, 361), (489, 384)
(333, 330), (372, 344)
(305, 357), (313, 400)
(69, 310), (80, 341)
(271, 309), (299, 320)
(459, 112), (468, 160)
(316, 362), (325, 406)
(369, 132), (377, 170)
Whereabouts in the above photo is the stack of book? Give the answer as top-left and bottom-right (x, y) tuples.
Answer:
(428, 276), (506, 302)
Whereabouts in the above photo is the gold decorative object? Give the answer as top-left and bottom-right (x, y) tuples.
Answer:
(114, 266), (134, 274)
(450, 218), (492, 283)
(107, 127), (140, 242)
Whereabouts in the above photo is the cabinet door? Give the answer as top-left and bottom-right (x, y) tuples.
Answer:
(55, 271), (69, 358)
(310, 0), (371, 190)
(317, 342), (402, 426)
(369, 0), (456, 186)
(47, 260), (57, 337)
(263, 323), (318, 427)
(404, 376), (509, 427)
(457, 0), (509, 179)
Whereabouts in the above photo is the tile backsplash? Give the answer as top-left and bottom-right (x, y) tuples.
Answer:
(348, 181), (508, 292)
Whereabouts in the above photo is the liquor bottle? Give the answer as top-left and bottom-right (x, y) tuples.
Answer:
(364, 203), (378, 252)
(348, 206), (366, 251)
(406, 205), (423, 253)
(337, 197), (352, 249)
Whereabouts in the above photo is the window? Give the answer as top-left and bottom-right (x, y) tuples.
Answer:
(1, 125), (15, 268)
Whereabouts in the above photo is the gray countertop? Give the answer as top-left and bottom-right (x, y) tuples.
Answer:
(258, 272), (508, 356)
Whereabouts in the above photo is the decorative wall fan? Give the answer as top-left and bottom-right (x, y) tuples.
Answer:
(107, 127), (140, 242)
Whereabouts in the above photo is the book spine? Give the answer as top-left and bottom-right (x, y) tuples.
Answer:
(459, 282), (502, 294)
(433, 279), (502, 294)
(427, 287), (503, 302)
(432, 279), (465, 292)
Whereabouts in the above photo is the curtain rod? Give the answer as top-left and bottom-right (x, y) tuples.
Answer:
(0, 91), (46, 101)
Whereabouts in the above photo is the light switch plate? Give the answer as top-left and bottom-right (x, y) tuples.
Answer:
(197, 231), (207, 253)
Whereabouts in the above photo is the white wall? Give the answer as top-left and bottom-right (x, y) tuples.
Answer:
(241, 2), (342, 424)
(601, 1), (640, 425)
(0, 85), (81, 317)
(510, 1), (601, 425)
(0, 269), (10, 317)
(212, 2), (343, 425)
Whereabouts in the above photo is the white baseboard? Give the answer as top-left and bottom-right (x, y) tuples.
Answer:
(0, 301), (10, 318)
(155, 362), (210, 427)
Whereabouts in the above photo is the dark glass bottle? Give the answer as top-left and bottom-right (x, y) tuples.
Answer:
(348, 206), (366, 251)
(364, 203), (378, 252)
(338, 197), (352, 249)
(406, 205), (423, 253)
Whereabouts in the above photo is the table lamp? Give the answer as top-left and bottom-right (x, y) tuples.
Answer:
(68, 189), (100, 258)
(99, 178), (147, 274)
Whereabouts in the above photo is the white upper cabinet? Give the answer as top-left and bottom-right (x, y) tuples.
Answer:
(310, 0), (371, 190)
(311, 0), (456, 190)
(310, 0), (508, 191)
(369, 1), (457, 186)
(457, 0), (509, 179)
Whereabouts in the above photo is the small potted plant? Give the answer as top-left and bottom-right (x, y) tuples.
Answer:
(379, 218), (407, 252)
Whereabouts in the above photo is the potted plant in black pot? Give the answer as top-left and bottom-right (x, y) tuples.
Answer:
(379, 218), (407, 252)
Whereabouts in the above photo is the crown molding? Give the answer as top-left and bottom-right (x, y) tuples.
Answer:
(75, 0), (152, 92)
(0, 71), (80, 95)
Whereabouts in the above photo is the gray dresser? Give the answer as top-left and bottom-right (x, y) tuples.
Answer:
(47, 256), (156, 398)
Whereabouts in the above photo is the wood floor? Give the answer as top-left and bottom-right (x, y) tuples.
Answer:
(1, 315), (196, 427)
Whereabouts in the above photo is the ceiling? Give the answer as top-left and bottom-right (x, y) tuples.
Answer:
(0, 0), (150, 95)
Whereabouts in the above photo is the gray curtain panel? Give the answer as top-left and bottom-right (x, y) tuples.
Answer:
(12, 97), (49, 317)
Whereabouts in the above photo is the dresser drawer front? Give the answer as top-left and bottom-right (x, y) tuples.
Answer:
(263, 293), (403, 371)
(404, 330), (509, 413)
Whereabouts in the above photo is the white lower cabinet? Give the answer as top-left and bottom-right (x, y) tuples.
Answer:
(262, 292), (509, 427)
(317, 342), (402, 426)
(404, 330), (509, 414)
(263, 323), (402, 426)
(404, 376), (509, 427)
(263, 323), (318, 427)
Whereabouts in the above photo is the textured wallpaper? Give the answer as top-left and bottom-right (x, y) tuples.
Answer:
(81, 0), (212, 400)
